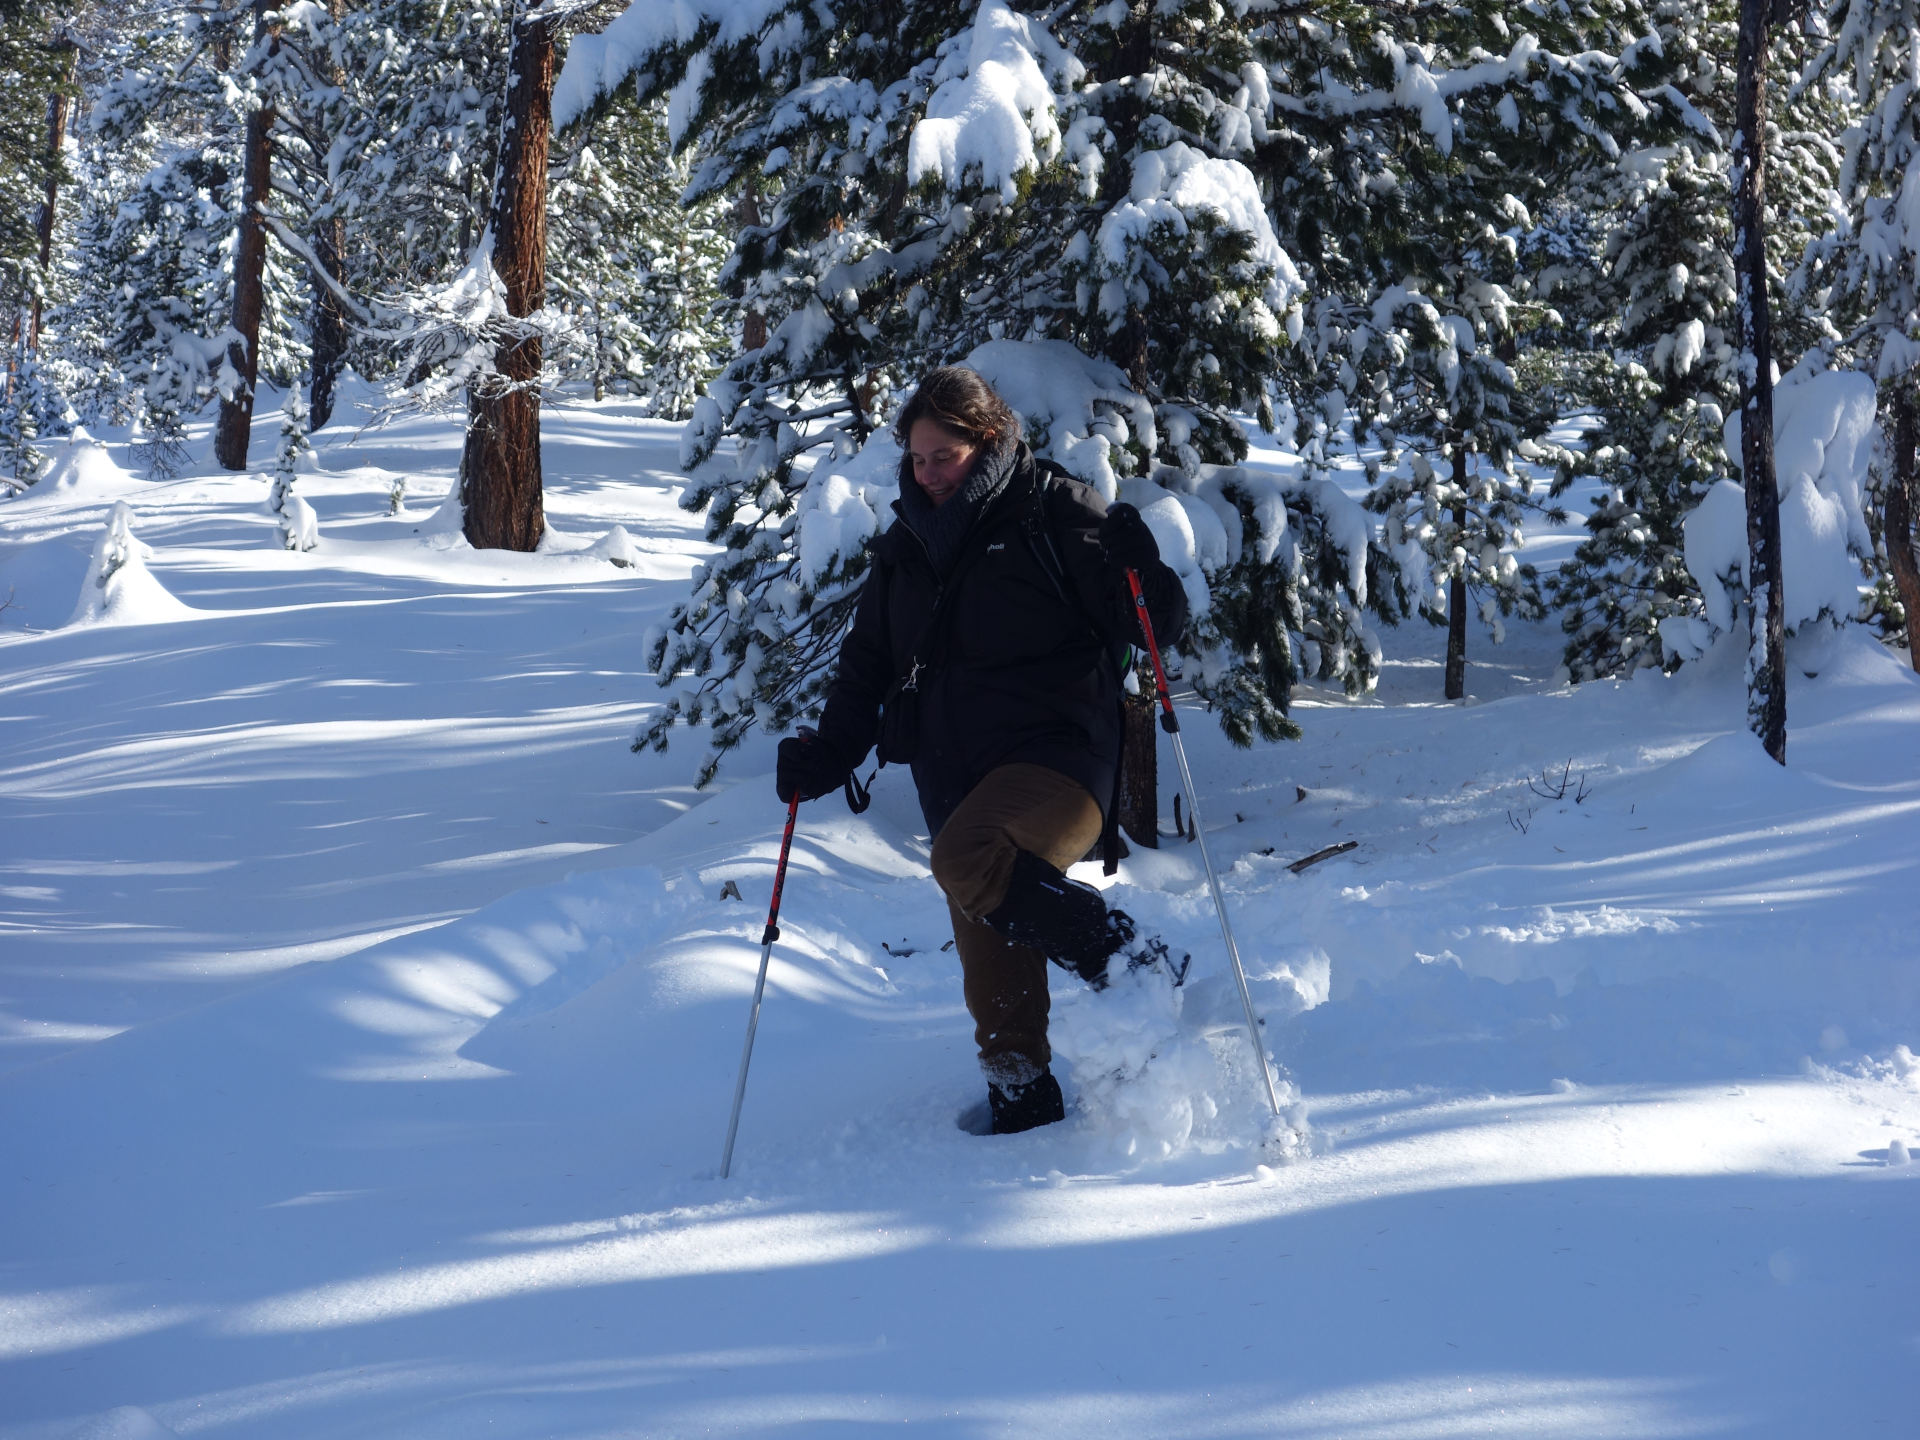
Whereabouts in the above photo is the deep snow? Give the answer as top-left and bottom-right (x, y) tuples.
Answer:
(1, 391), (1915, 1439)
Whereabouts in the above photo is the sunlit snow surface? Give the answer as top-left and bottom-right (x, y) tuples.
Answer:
(1, 390), (1916, 1439)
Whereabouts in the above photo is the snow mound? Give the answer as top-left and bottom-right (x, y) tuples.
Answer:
(43, 431), (131, 497)
(416, 482), (468, 546)
(279, 493), (320, 552)
(460, 867), (699, 1053)
(1052, 961), (1213, 1156)
(68, 503), (195, 627)
(584, 524), (642, 567)
(1051, 939), (1315, 1161)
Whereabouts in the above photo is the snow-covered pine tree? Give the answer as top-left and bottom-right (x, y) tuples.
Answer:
(257, 0), (362, 429)
(213, 0), (280, 471)
(1545, 10), (1744, 681)
(1801, 0), (1920, 669)
(269, 380), (319, 550)
(88, 148), (234, 479)
(558, 0), (1309, 774)
(329, 0), (509, 369)
(547, 96), (729, 412)
(0, 0), (69, 353)
(1541, 4), (1852, 682)
(80, 5), (305, 476)
(1258, 7), (1652, 699)
(0, 348), (50, 492)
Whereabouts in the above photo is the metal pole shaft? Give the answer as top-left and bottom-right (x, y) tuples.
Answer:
(1165, 726), (1284, 1116)
(1126, 569), (1283, 1117)
(719, 794), (801, 1179)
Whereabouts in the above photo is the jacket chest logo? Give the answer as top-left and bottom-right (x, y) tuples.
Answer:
(986, 542), (1006, 552)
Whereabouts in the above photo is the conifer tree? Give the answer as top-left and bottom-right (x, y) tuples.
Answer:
(0, 0), (70, 348)
(558, 0), (1310, 773)
(214, 0), (279, 470)
(457, 0), (557, 552)
(1803, 0), (1920, 669)
(1255, 5), (1681, 700)
(1546, 11), (1744, 681)
(73, 5), (304, 473)
(547, 97), (729, 412)
(1543, 5), (1850, 682)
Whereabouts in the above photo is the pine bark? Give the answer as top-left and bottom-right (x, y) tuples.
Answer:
(28, 44), (76, 355)
(461, 5), (554, 552)
(307, 0), (350, 430)
(214, 3), (276, 472)
(1117, 686), (1159, 849)
(309, 214), (349, 429)
(1445, 449), (1468, 701)
(1888, 390), (1920, 673)
(735, 185), (767, 353)
(1734, 0), (1787, 763)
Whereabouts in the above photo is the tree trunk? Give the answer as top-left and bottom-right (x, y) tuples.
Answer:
(735, 185), (767, 353)
(28, 46), (76, 356)
(1734, 0), (1787, 763)
(307, 0), (351, 430)
(308, 214), (349, 429)
(214, 4), (276, 472)
(461, 4), (554, 552)
(1097, 2), (1154, 390)
(1889, 389), (1920, 673)
(1117, 685), (1159, 849)
(1445, 449), (1468, 701)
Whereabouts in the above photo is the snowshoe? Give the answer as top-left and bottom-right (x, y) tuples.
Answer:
(1099, 909), (1191, 991)
(983, 850), (1189, 989)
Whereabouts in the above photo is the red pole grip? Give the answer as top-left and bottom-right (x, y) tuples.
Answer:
(762, 793), (800, 945)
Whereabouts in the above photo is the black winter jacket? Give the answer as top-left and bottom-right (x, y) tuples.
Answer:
(815, 443), (1189, 836)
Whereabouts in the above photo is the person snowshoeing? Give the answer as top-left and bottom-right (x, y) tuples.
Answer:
(775, 367), (1190, 1134)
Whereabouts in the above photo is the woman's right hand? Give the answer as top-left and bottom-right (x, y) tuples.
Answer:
(776, 733), (849, 803)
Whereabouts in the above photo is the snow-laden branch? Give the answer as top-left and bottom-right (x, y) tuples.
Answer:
(257, 211), (373, 324)
(553, 0), (791, 130)
(1273, 33), (1543, 154)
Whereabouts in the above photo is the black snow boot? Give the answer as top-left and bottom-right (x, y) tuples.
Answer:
(983, 849), (1189, 989)
(988, 1068), (1066, 1134)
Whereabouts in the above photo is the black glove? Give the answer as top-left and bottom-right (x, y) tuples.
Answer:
(1099, 502), (1161, 573)
(776, 733), (848, 804)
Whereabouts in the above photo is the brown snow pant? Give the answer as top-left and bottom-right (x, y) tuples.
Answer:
(929, 763), (1105, 1089)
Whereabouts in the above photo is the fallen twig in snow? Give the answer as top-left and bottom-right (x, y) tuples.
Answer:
(1287, 840), (1358, 874)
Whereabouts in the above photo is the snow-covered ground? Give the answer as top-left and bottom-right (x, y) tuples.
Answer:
(2, 393), (1916, 1439)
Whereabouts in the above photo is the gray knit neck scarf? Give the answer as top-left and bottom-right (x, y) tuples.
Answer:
(896, 431), (1022, 577)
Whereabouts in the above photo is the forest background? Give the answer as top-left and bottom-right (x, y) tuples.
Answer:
(6, 0), (1920, 773)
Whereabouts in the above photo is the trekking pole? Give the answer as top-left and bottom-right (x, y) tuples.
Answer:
(719, 792), (802, 1179)
(1126, 568), (1284, 1118)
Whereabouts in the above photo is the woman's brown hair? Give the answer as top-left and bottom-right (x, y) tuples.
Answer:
(892, 366), (1022, 449)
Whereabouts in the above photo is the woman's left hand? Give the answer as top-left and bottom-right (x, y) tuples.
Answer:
(776, 733), (849, 803)
(1098, 503), (1161, 572)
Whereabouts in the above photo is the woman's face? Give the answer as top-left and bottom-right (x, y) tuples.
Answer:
(908, 419), (983, 508)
